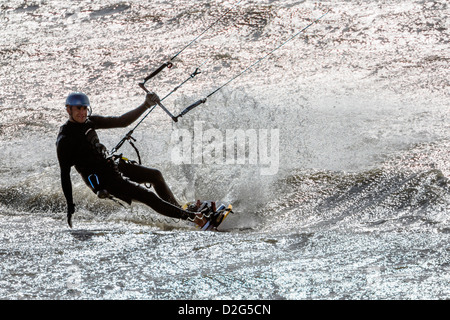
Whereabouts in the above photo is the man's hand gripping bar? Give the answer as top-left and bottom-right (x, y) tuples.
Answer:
(139, 82), (178, 122)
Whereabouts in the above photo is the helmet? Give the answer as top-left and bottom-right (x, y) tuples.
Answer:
(65, 92), (90, 107)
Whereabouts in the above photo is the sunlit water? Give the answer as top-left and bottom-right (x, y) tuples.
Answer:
(0, 0), (449, 299)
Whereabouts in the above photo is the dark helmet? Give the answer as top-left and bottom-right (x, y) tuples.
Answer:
(65, 92), (90, 107)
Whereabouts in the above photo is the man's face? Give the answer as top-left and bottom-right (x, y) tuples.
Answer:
(67, 105), (88, 123)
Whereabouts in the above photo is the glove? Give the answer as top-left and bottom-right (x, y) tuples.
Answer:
(67, 203), (75, 228)
(144, 92), (160, 108)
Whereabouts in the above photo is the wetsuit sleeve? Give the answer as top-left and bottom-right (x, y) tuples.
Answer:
(60, 164), (73, 206)
(56, 135), (74, 207)
(90, 103), (149, 129)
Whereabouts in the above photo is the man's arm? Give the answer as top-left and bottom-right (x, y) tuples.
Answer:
(60, 164), (73, 209)
(92, 92), (160, 129)
(60, 164), (75, 228)
(56, 135), (75, 227)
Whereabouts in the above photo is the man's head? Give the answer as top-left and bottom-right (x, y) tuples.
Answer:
(65, 92), (91, 123)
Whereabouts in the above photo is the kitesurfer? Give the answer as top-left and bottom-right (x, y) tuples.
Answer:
(56, 92), (212, 228)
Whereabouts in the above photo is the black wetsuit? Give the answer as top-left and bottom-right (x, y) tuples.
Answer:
(56, 104), (196, 220)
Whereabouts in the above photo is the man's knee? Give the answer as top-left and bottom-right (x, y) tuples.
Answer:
(151, 169), (164, 183)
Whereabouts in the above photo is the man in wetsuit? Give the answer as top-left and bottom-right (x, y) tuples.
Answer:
(56, 91), (211, 228)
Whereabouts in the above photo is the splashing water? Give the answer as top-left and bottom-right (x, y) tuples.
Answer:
(0, 0), (449, 300)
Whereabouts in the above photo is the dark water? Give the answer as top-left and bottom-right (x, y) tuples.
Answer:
(0, 0), (449, 299)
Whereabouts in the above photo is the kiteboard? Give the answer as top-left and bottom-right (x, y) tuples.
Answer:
(182, 200), (232, 231)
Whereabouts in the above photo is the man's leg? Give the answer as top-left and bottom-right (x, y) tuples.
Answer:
(106, 176), (200, 222)
(106, 162), (210, 228)
(118, 160), (179, 206)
